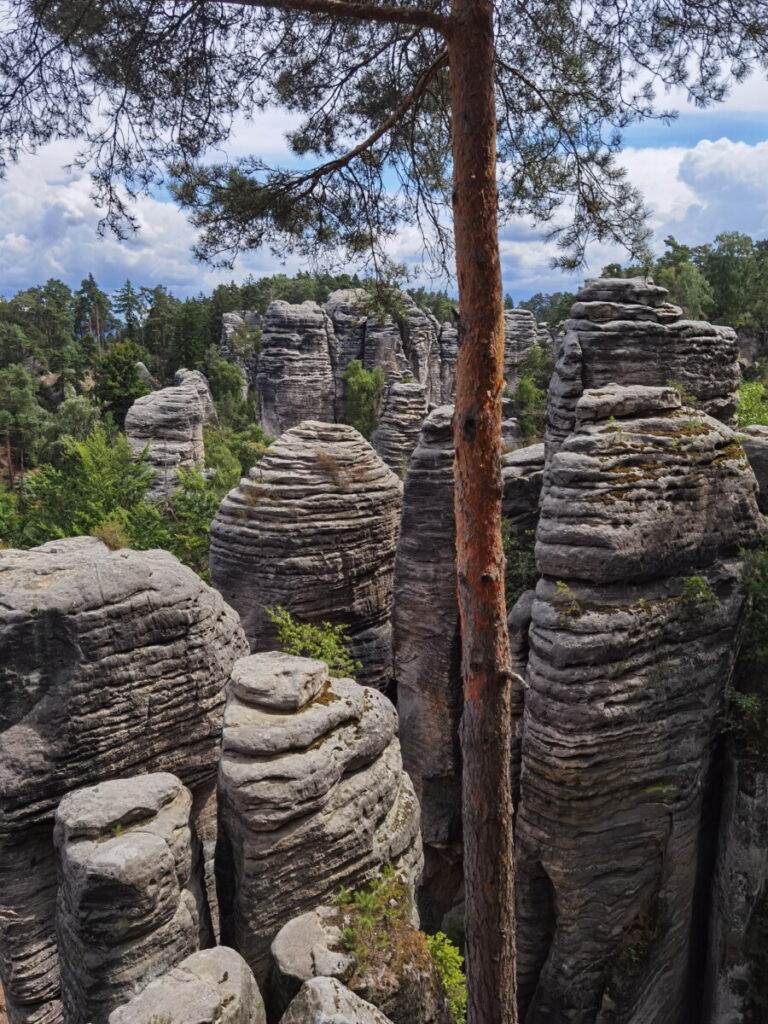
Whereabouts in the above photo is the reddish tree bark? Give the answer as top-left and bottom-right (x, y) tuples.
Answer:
(447, 1), (517, 1021)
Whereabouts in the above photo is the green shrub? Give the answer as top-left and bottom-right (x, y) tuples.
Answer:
(554, 580), (580, 618)
(511, 340), (553, 442)
(265, 605), (362, 678)
(737, 381), (768, 427)
(343, 360), (385, 439)
(679, 575), (718, 619)
(502, 519), (538, 606)
(426, 932), (467, 1024)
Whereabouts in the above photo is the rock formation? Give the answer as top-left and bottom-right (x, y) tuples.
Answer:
(280, 978), (395, 1024)
(546, 277), (740, 456)
(54, 774), (201, 1024)
(0, 537), (247, 1024)
(256, 301), (336, 436)
(739, 423), (768, 513)
(109, 947), (266, 1024)
(503, 307), (540, 391)
(371, 375), (427, 476)
(219, 310), (262, 391)
(514, 384), (764, 1023)
(125, 369), (215, 500)
(216, 652), (422, 983)
(210, 420), (402, 690)
(437, 323), (458, 404)
(270, 904), (451, 1024)
(391, 406), (461, 928)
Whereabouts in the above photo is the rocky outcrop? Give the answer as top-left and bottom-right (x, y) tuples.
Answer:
(270, 904), (450, 1024)
(739, 423), (768, 513)
(707, 754), (768, 1023)
(545, 277), (740, 456)
(125, 369), (215, 500)
(210, 420), (402, 689)
(503, 308), (540, 390)
(0, 538), (247, 1024)
(256, 301), (336, 436)
(398, 298), (442, 406)
(515, 384), (764, 1023)
(280, 978), (394, 1024)
(109, 947), (266, 1024)
(371, 375), (427, 476)
(502, 442), (545, 531)
(437, 323), (457, 404)
(219, 310), (262, 390)
(391, 406), (461, 928)
(216, 652), (422, 983)
(54, 774), (201, 1024)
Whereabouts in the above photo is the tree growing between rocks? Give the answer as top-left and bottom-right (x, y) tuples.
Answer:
(2, 2), (768, 1021)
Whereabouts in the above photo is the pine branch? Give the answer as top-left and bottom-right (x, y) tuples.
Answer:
(220, 0), (450, 33)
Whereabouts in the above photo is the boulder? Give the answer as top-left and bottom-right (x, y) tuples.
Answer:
(545, 278), (741, 456)
(216, 653), (422, 983)
(515, 386), (764, 1023)
(109, 947), (266, 1024)
(54, 775), (201, 1024)
(279, 978), (394, 1024)
(371, 375), (427, 476)
(210, 420), (402, 690)
(256, 301), (336, 436)
(0, 538), (247, 1024)
(125, 369), (215, 500)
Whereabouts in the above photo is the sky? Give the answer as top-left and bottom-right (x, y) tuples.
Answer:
(0, 72), (767, 305)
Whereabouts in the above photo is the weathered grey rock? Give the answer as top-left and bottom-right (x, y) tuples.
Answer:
(125, 369), (215, 500)
(398, 297), (442, 407)
(324, 290), (370, 412)
(504, 308), (540, 391)
(502, 442), (545, 531)
(217, 653), (422, 983)
(280, 978), (394, 1024)
(0, 538), (247, 1024)
(707, 754), (768, 1024)
(219, 310), (262, 391)
(135, 361), (159, 390)
(545, 278), (741, 456)
(109, 947), (266, 1024)
(270, 905), (450, 1024)
(210, 420), (402, 690)
(740, 423), (768, 514)
(256, 301), (336, 436)
(437, 323), (458, 404)
(391, 406), (461, 928)
(54, 774), (200, 1024)
(371, 375), (427, 476)
(515, 386), (764, 1023)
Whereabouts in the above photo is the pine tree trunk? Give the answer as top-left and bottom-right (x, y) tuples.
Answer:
(448, 2), (517, 1021)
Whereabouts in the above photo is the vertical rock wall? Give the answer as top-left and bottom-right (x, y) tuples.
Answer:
(54, 775), (201, 1024)
(210, 420), (402, 690)
(216, 653), (422, 982)
(515, 384), (764, 1023)
(371, 374), (428, 476)
(0, 538), (247, 1024)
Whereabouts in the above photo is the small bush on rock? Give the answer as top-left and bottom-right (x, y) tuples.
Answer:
(426, 933), (467, 1024)
(266, 605), (362, 678)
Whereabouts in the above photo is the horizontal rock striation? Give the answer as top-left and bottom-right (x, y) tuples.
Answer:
(545, 277), (740, 456)
(437, 323), (458, 404)
(54, 774), (201, 1024)
(217, 653), (422, 983)
(125, 369), (215, 500)
(256, 301), (336, 436)
(210, 420), (402, 689)
(504, 308), (540, 391)
(515, 385), (764, 1023)
(371, 375), (427, 476)
(219, 310), (262, 391)
(0, 538), (247, 1024)
(109, 947), (265, 1024)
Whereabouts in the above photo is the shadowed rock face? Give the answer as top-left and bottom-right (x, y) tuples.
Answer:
(256, 301), (337, 436)
(515, 385), (764, 1024)
(210, 420), (402, 690)
(54, 775), (201, 1024)
(125, 369), (216, 500)
(109, 947), (265, 1024)
(0, 538), (247, 1024)
(371, 375), (428, 476)
(546, 277), (740, 457)
(503, 308), (540, 391)
(739, 424), (768, 514)
(216, 653), (422, 983)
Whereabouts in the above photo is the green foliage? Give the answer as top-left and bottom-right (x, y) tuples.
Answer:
(728, 538), (768, 753)
(93, 340), (150, 427)
(554, 580), (580, 618)
(426, 933), (467, 1024)
(518, 292), (576, 326)
(502, 520), (537, 607)
(342, 360), (385, 440)
(511, 341), (554, 442)
(0, 364), (52, 474)
(678, 575), (718, 619)
(265, 606), (362, 678)
(737, 382), (768, 428)
(666, 379), (698, 406)
(0, 485), (22, 547)
(159, 469), (224, 579)
(407, 286), (457, 323)
(334, 870), (413, 973)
